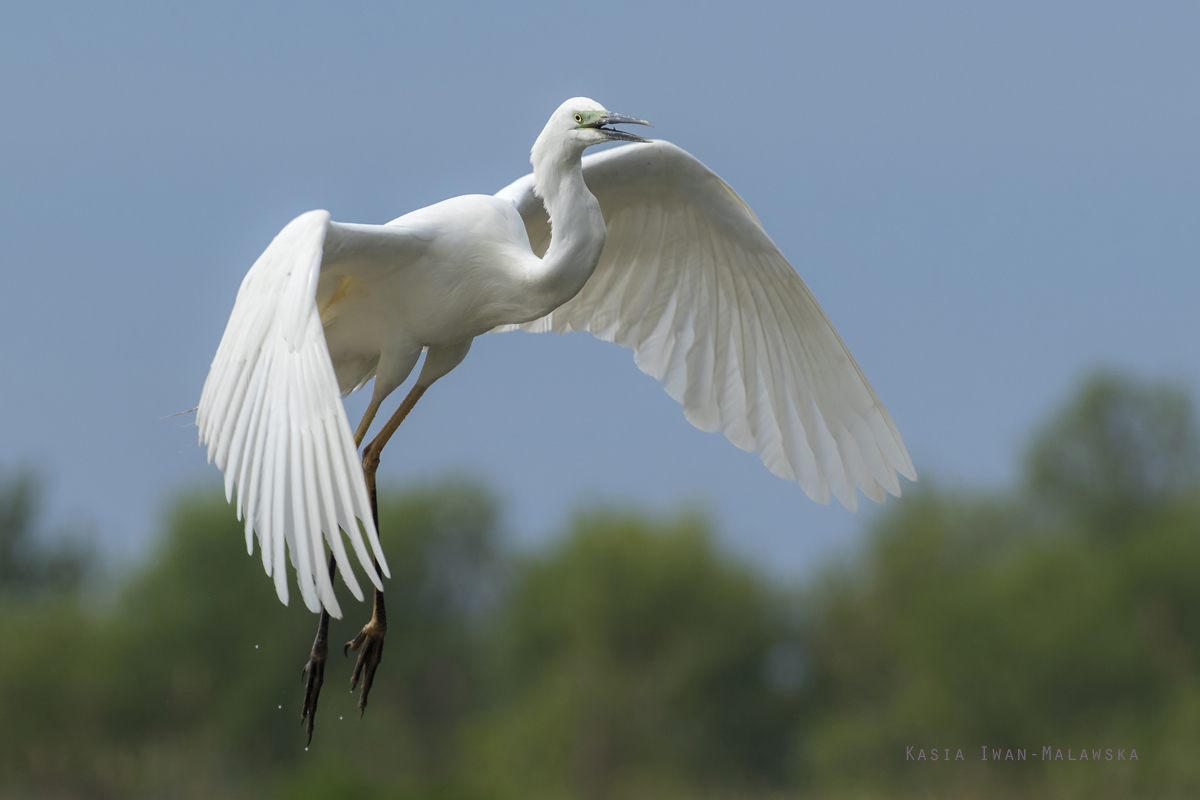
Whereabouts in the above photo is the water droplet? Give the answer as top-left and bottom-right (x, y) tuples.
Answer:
(339, 715), (343, 720)
(255, 645), (259, 649)
(305, 747), (309, 752)
(278, 705), (282, 709)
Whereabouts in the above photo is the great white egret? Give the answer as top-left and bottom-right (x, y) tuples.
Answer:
(197, 97), (915, 741)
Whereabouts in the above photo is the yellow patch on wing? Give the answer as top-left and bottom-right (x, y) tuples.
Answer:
(319, 276), (357, 324)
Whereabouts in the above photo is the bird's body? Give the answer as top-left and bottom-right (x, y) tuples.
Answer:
(324, 199), (526, 350)
(317, 108), (621, 408)
(318, 187), (595, 398)
(319, 197), (532, 391)
(199, 98), (916, 625)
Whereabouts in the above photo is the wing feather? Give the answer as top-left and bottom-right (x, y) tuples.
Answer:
(494, 141), (915, 508)
(198, 210), (389, 616)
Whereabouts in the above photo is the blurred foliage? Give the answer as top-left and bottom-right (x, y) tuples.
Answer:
(806, 373), (1200, 800)
(0, 469), (91, 598)
(473, 513), (803, 799)
(3, 371), (1200, 799)
(1025, 372), (1200, 536)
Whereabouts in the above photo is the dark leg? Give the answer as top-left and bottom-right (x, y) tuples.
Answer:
(344, 382), (428, 716)
(301, 550), (337, 745)
(344, 557), (387, 716)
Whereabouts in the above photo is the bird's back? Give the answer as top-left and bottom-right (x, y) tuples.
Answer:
(317, 193), (540, 394)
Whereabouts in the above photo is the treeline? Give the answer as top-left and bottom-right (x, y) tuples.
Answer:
(2, 373), (1199, 799)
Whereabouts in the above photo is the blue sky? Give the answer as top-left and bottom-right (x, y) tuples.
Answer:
(1, 1), (1197, 577)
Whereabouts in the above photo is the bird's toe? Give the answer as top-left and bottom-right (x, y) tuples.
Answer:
(345, 618), (386, 714)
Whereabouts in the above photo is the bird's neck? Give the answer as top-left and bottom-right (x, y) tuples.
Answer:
(528, 140), (607, 311)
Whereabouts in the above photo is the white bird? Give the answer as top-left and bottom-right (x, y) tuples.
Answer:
(197, 97), (915, 731)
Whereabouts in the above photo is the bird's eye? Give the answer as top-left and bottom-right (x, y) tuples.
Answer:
(573, 113), (583, 123)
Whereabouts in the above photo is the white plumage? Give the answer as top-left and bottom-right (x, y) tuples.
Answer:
(198, 98), (915, 616)
(495, 141), (915, 508)
(197, 210), (387, 618)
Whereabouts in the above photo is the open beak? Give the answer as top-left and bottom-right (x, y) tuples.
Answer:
(591, 113), (652, 143)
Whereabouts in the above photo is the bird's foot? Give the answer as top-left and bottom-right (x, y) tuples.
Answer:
(344, 606), (386, 716)
(300, 610), (331, 745)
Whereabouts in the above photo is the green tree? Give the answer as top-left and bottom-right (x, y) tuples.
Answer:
(0, 469), (91, 597)
(0, 481), (505, 800)
(473, 511), (802, 800)
(806, 372), (1200, 799)
(1026, 372), (1200, 536)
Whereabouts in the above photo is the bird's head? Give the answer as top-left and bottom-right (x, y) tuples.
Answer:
(534, 98), (651, 158)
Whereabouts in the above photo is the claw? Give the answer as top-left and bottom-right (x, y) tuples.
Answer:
(344, 593), (387, 715)
(300, 607), (331, 746)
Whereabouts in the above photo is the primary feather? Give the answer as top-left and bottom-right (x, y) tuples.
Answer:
(198, 211), (388, 617)
(495, 141), (915, 509)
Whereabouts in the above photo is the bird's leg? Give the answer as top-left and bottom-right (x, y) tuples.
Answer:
(300, 550), (337, 745)
(345, 555), (387, 716)
(344, 382), (428, 716)
(353, 396), (383, 448)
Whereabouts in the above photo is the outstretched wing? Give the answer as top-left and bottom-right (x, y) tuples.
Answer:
(198, 210), (390, 617)
(494, 141), (915, 509)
